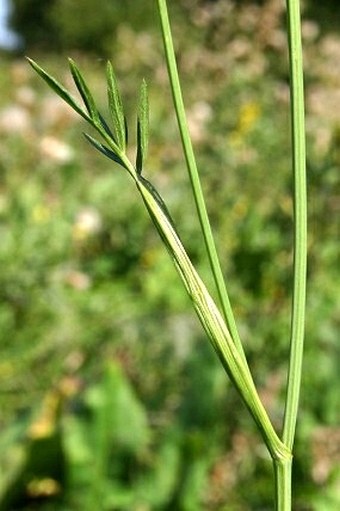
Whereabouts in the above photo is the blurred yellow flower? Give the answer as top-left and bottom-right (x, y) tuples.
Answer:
(31, 204), (51, 224)
(140, 247), (159, 268)
(28, 391), (60, 439)
(26, 478), (61, 498)
(229, 101), (261, 146)
(232, 198), (248, 220)
(239, 102), (261, 131)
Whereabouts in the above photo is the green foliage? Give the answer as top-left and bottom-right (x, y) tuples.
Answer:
(0, 1), (339, 509)
(0, 358), (225, 510)
(10, 0), (155, 55)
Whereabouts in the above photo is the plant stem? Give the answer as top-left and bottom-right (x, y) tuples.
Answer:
(134, 168), (291, 465)
(274, 457), (292, 511)
(283, 0), (307, 452)
(156, 0), (247, 365)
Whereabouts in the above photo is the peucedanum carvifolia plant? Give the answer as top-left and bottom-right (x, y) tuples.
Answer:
(28, 0), (307, 509)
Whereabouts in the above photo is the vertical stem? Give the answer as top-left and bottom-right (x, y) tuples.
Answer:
(274, 457), (292, 511)
(283, 0), (307, 451)
(156, 0), (247, 364)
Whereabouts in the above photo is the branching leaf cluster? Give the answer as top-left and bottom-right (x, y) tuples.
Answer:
(28, 58), (148, 178)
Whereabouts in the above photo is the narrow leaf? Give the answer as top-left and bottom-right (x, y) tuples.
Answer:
(136, 79), (149, 174)
(98, 113), (116, 141)
(139, 176), (176, 229)
(68, 58), (100, 123)
(83, 133), (126, 168)
(106, 62), (126, 151)
(27, 58), (90, 122)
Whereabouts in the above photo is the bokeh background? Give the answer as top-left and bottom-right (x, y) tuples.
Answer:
(0, 1), (339, 509)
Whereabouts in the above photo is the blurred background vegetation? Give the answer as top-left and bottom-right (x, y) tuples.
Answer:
(0, 0), (339, 509)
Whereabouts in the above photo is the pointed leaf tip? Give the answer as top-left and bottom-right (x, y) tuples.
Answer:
(27, 57), (90, 121)
(68, 59), (100, 123)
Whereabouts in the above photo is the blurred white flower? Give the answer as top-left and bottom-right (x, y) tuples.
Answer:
(301, 20), (319, 43)
(0, 105), (31, 134)
(73, 207), (102, 240)
(15, 86), (37, 108)
(228, 37), (252, 60)
(39, 135), (74, 164)
(63, 269), (91, 290)
(308, 87), (340, 123)
(40, 95), (78, 128)
(187, 100), (212, 142)
(320, 34), (340, 61)
(115, 26), (159, 70)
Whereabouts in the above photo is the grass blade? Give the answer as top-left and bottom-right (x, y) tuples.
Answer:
(26, 58), (90, 122)
(98, 113), (116, 140)
(106, 61), (126, 151)
(83, 133), (126, 168)
(136, 79), (149, 174)
(68, 58), (100, 124)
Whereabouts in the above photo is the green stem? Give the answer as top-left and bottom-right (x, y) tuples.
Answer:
(282, 0), (307, 451)
(156, 0), (247, 364)
(134, 170), (291, 464)
(274, 457), (292, 511)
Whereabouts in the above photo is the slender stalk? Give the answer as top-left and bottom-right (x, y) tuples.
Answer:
(156, 0), (247, 364)
(273, 457), (292, 511)
(282, 0), (307, 451)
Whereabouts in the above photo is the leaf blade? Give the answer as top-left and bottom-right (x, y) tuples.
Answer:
(83, 132), (127, 169)
(136, 79), (149, 174)
(27, 57), (90, 122)
(68, 58), (100, 124)
(106, 61), (126, 151)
